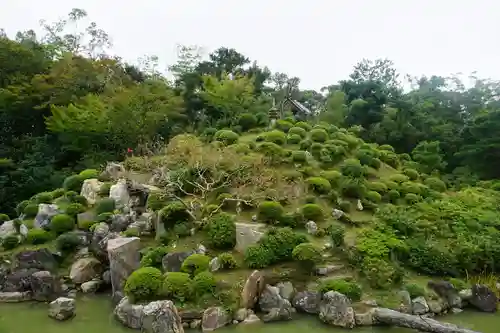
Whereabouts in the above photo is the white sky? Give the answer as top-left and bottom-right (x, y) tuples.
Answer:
(1, 0), (498, 90)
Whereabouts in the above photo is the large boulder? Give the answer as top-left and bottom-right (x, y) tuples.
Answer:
(30, 270), (60, 301)
(235, 223), (265, 252)
(0, 220), (17, 239)
(240, 270), (266, 309)
(411, 296), (429, 315)
(34, 204), (60, 229)
(142, 300), (184, 333)
(162, 251), (195, 272)
(107, 237), (140, 300)
(0, 291), (32, 302)
(101, 162), (126, 181)
(48, 297), (75, 321)
(305, 221), (318, 235)
(80, 179), (103, 205)
(110, 179), (131, 209)
(110, 214), (133, 232)
(114, 297), (144, 329)
(14, 248), (58, 272)
(319, 291), (355, 329)
(201, 307), (229, 332)
(398, 290), (412, 313)
(292, 291), (321, 314)
(3, 268), (38, 292)
(258, 285), (294, 322)
(469, 284), (498, 312)
(90, 223), (120, 262)
(428, 280), (461, 308)
(69, 257), (103, 284)
(81, 280), (101, 293)
(276, 281), (294, 301)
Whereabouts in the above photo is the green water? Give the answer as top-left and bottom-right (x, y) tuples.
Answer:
(0, 296), (499, 333)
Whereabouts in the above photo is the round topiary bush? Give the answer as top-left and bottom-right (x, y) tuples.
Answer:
(79, 169), (99, 180)
(341, 159), (365, 178)
(50, 214), (75, 234)
(299, 139), (312, 150)
(160, 202), (191, 229)
(0, 214), (10, 225)
(275, 120), (294, 133)
(207, 213), (236, 250)
(320, 170), (342, 187)
(400, 181), (423, 195)
(256, 142), (284, 158)
(181, 254), (210, 276)
(55, 233), (81, 252)
(295, 121), (312, 131)
(326, 223), (345, 247)
(192, 271), (216, 297)
(404, 193), (421, 204)
(95, 198), (116, 215)
(365, 191), (382, 203)
(319, 278), (362, 301)
(238, 113), (258, 131)
(292, 243), (322, 270)
(291, 150), (308, 163)
(310, 128), (328, 143)
(16, 200), (30, 216)
(387, 189), (401, 203)
(32, 192), (53, 204)
(140, 246), (169, 269)
(424, 177), (447, 192)
(124, 267), (163, 302)
(77, 220), (96, 231)
(98, 182), (113, 196)
(2, 235), (19, 250)
(403, 168), (420, 180)
(301, 204), (324, 221)
(26, 229), (52, 245)
(162, 272), (192, 301)
(214, 130), (239, 145)
(306, 177), (332, 194)
(339, 177), (366, 199)
(50, 188), (66, 199)
(218, 252), (238, 269)
(389, 174), (409, 184)
(289, 126), (307, 138)
(367, 181), (388, 194)
(244, 245), (272, 268)
(287, 134), (302, 144)
(257, 201), (284, 223)
(23, 204), (39, 218)
(263, 130), (287, 145)
(65, 203), (86, 216)
(379, 144), (395, 152)
(97, 212), (113, 223)
(404, 283), (426, 299)
(63, 174), (84, 192)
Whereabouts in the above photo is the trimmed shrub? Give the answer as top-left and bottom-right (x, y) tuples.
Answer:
(424, 177), (446, 192)
(160, 202), (191, 229)
(404, 283), (426, 299)
(193, 271), (216, 297)
(339, 177), (366, 199)
(319, 278), (362, 301)
(162, 272), (192, 301)
(306, 177), (332, 194)
(238, 113), (258, 131)
(256, 142), (284, 159)
(299, 139), (312, 150)
(55, 233), (81, 253)
(301, 204), (324, 221)
(389, 174), (409, 184)
(98, 182), (112, 196)
(403, 168), (419, 180)
(50, 188), (66, 198)
(2, 235), (19, 250)
(367, 181), (388, 194)
(400, 182), (423, 195)
(387, 190), (400, 203)
(63, 175), (84, 192)
(207, 213), (236, 249)
(326, 223), (345, 247)
(404, 193), (421, 204)
(50, 214), (75, 234)
(97, 212), (113, 223)
(181, 254), (210, 276)
(72, 195), (88, 206)
(276, 120), (294, 133)
(79, 169), (99, 179)
(310, 129), (328, 143)
(287, 134), (302, 144)
(338, 200), (351, 212)
(124, 267), (163, 302)
(379, 144), (395, 152)
(263, 130), (287, 146)
(292, 243), (322, 270)
(244, 245), (272, 268)
(24, 204), (39, 218)
(123, 228), (140, 237)
(78, 220), (96, 231)
(365, 191), (382, 203)
(26, 229), (53, 245)
(95, 198), (116, 215)
(361, 257), (403, 289)
(258, 201), (284, 223)
(279, 212), (300, 228)
(295, 121), (312, 131)
(291, 150), (308, 163)
(146, 192), (168, 211)
(341, 159), (365, 178)
(218, 252), (238, 269)
(259, 227), (307, 264)
(289, 126), (307, 138)
(16, 200), (30, 216)
(320, 170), (342, 187)
(173, 223), (191, 238)
(448, 278), (468, 291)
(379, 151), (400, 168)
(140, 246), (169, 269)
(65, 203), (85, 216)
(32, 192), (53, 204)
(214, 130), (239, 145)
(0, 214), (10, 224)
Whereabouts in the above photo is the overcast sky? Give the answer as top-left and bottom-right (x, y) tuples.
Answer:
(1, 0), (498, 90)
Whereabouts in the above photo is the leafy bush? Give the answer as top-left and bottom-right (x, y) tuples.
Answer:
(193, 271), (216, 297)
(355, 149), (381, 169)
(79, 169), (99, 179)
(365, 191), (382, 203)
(295, 121), (312, 131)
(341, 159), (365, 178)
(50, 214), (75, 234)
(0, 214), (10, 224)
(26, 229), (53, 245)
(289, 126), (307, 138)
(162, 272), (192, 301)
(404, 193), (421, 204)
(55, 233), (81, 253)
(50, 188), (66, 199)
(310, 129), (328, 143)
(320, 170), (342, 187)
(123, 228), (140, 237)
(279, 212), (300, 228)
(258, 201), (284, 223)
(287, 134), (302, 144)
(207, 213), (236, 249)
(400, 182), (423, 195)
(24, 204), (39, 218)
(256, 142), (284, 159)
(306, 177), (332, 194)
(124, 267), (163, 302)
(424, 177), (447, 192)
(389, 174), (410, 184)
(301, 204), (324, 221)
(291, 150), (308, 163)
(98, 182), (113, 196)
(218, 252), (238, 269)
(16, 200), (30, 216)
(263, 130), (287, 145)
(318, 278), (362, 301)
(338, 200), (351, 212)
(448, 278), (468, 291)
(160, 202), (191, 229)
(140, 246), (169, 269)
(146, 192), (168, 211)
(244, 245), (272, 268)
(367, 181), (388, 194)
(379, 144), (395, 152)
(173, 222), (190, 238)
(215, 130), (239, 145)
(387, 190), (401, 203)
(361, 257), (403, 289)
(238, 113), (258, 131)
(326, 223), (345, 247)
(260, 227), (307, 263)
(2, 235), (19, 250)
(32, 192), (53, 204)
(97, 212), (113, 223)
(275, 120), (294, 133)
(63, 174), (84, 192)
(404, 283), (426, 298)
(403, 168), (420, 180)
(181, 254), (210, 276)
(78, 220), (96, 231)
(379, 151), (400, 168)
(339, 177), (366, 199)
(292, 243), (322, 269)
(95, 198), (116, 215)
(299, 139), (312, 150)
(65, 203), (86, 216)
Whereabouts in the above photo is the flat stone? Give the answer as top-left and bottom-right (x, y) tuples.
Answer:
(0, 291), (32, 302)
(235, 223), (265, 253)
(107, 237), (140, 298)
(48, 297), (76, 321)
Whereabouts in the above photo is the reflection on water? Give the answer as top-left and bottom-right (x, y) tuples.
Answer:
(0, 296), (499, 333)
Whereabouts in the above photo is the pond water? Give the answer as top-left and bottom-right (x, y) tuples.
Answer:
(0, 296), (499, 333)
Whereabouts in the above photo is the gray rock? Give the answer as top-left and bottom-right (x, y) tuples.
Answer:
(0, 291), (32, 302)
(48, 297), (75, 321)
(0, 220), (16, 239)
(14, 249), (58, 272)
(77, 211), (97, 225)
(319, 291), (355, 328)
(235, 223), (265, 252)
(142, 300), (184, 333)
(110, 214), (133, 232)
(190, 319), (202, 329)
(4, 269), (37, 292)
(251, 215), (257, 222)
(451, 308), (463, 314)
(110, 179), (130, 209)
(107, 237), (140, 299)
(69, 257), (103, 284)
(209, 257), (220, 272)
(362, 299), (378, 307)
(469, 284), (498, 312)
(428, 299), (445, 314)
(34, 204), (60, 229)
(240, 270), (265, 309)
(305, 221), (318, 235)
(114, 297), (144, 329)
(241, 313), (261, 325)
(162, 251), (195, 272)
(354, 309), (374, 326)
(292, 291), (321, 314)
(81, 280), (101, 293)
(356, 199), (363, 211)
(459, 288), (472, 301)
(196, 244), (207, 255)
(332, 209), (344, 219)
(202, 307), (229, 332)
(428, 280), (461, 308)
(234, 308), (248, 322)
(80, 179), (103, 205)
(412, 296), (429, 315)
(315, 264), (343, 276)
(30, 270), (60, 301)
(258, 285), (294, 322)
(276, 281), (294, 301)
(102, 162), (126, 180)
(19, 224), (29, 238)
(398, 290), (412, 313)
(102, 270), (111, 285)
(74, 247), (91, 260)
